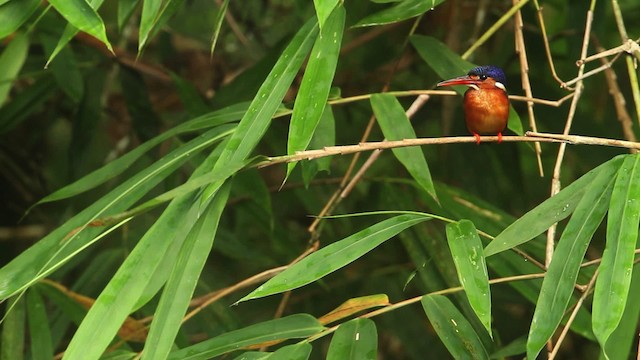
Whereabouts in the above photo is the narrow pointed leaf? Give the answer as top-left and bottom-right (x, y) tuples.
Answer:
(526, 168), (616, 360)
(593, 154), (640, 354)
(1, 296), (25, 360)
(286, 5), (344, 178)
(354, 0), (446, 27)
(30, 106), (243, 208)
(0, 127), (230, 301)
(446, 220), (491, 336)
(327, 318), (377, 360)
(484, 156), (624, 256)
(238, 214), (430, 302)
(61, 146), (234, 360)
(410, 35), (523, 135)
(139, 0), (185, 53)
(47, 0), (112, 56)
(142, 184), (231, 360)
(319, 294), (389, 325)
(421, 295), (489, 360)
(302, 104), (335, 186)
(0, 0), (39, 40)
(268, 343), (312, 359)
(209, 0), (230, 57)
(167, 314), (325, 360)
(118, 0), (140, 30)
(39, 33), (84, 102)
(26, 289), (53, 360)
(371, 93), (437, 201)
(313, 0), (339, 29)
(0, 32), (28, 107)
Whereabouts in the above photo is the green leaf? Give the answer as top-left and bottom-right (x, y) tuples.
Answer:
(39, 33), (84, 102)
(421, 295), (489, 360)
(142, 183), (231, 360)
(599, 263), (640, 360)
(238, 214), (429, 303)
(302, 104), (335, 187)
(26, 289), (53, 360)
(117, 0), (140, 31)
(60, 144), (236, 360)
(167, 314), (325, 360)
(47, 0), (112, 56)
(354, 0), (446, 27)
(313, 0), (339, 29)
(286, 5), (344, 179)
(445, 220), (491, 337)
(410, 35), (523, 135)
(29, 105), (243, 208)
(1, 296), (25, 360)
(205, 18), (318, 199)
(484, 155), (624, 256)
(267, 343), (312, 359)
(0, 32), (28, 107)
(526, 167), (616, 360)
(370, 93), (437, 201)
(209, 0), (229, 58)
(0, 127), (230, 301)
(327, 318), (377, 360)
(0, 0), (39, 40)
(138, 0), (185, 53)
(593, 154), (640, 355)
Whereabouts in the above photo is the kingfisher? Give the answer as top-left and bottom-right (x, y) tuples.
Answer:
(437, 65), (509, 144)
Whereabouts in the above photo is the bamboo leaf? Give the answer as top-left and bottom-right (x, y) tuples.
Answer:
(327, 318), (377, 360)
(319, 294), (389, 325)
(238, 214), (430, 303)
(484, 156), (624, 256)
(421, 295), (489, 360)
(139, 0), (185, 54)
(26, 289), (53, 360)
(1, 296), (25, 360)
(526, 168), (616, 360)
(313, 0), (339, 29)
(446, 220), (491, 337)
(354, 0), (446, 27)
(0, 0), (39, 40)
(0, 32), (28, 107)
(593, 154), (640, 356)
(371, 93), (437, 201)
(167, 314), (325, 360)
(268, 343), (312, 359)
(286, 5), (344, 178)
(209, 0), (230, 58)
(47, 0), (112, 61)
(142, 183), (231, 360)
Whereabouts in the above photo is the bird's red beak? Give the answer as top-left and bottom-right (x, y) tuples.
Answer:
(437, 75), (481, 87)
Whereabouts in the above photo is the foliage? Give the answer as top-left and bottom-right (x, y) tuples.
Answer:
(1, 0), (640, 359)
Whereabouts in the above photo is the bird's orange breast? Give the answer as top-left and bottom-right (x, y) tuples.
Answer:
(463, 88), (509, 135)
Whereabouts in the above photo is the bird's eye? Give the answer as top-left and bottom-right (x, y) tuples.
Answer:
(479, 74), (487, 80)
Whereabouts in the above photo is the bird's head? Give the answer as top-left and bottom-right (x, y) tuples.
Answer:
(437, 65), (507, 91)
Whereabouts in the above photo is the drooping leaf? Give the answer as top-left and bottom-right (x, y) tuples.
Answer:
(526, 167), (616, 360)
(142, 184), (231, 360)
(1, 296), (26, 360)
(593, 154), (640, 355)
(47, 0), (112, 61)
(0, 32), (29, 107)
(370, 93), (437, 201)
(484, 155), (624, 256)
(138, 0), (186, 53)
(209, 0), (230, 58)
(445, 220), (491, 337)
(167, 315), (325, 360)
(286, 5), (344, 179)
(319, 294), (389, 325)
(327, 318), (377, 360)
(26, 289), (53, 360)
(354, 0), (446, 27)
(313, 0), (339, 29)
(421, 295), (489, 360)
(39, 33), (84, 102)
(0, 0), (40, 40)
(238, 214), (430, 303)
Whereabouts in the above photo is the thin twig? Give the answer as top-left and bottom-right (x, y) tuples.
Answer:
(514, 0), (544, 176)
(533, 1), (573, 88)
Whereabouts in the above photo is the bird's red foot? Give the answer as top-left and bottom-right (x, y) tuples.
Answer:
(473, 133), (481, 144)
(497, 132), (503, 143)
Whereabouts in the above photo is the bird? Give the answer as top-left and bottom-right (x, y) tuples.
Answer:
(437, 65), (510, 144)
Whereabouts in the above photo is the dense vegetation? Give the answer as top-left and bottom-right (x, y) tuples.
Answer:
(1, 0), (640, 359)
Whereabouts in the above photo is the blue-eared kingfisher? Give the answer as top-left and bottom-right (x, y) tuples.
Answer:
(437, 65), (509, 144)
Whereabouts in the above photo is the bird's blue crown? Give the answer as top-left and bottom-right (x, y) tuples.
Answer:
(468, 65), (507, 86)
